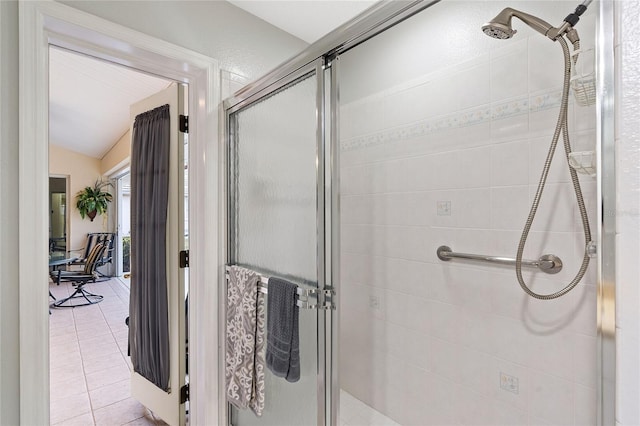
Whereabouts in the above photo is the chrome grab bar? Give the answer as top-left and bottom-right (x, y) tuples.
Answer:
(436, 245), (563, 274)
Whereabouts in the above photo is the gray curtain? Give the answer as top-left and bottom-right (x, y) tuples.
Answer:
(129, 104), (171, 392)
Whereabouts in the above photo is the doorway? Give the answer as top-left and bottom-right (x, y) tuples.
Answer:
(49, 176), (68, 255)
(19, 3), (220, 424)
(47, 46), (186, 425)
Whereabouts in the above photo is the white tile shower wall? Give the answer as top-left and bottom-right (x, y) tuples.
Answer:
(614, 0), (640, 424)
(339, 2), (598, 425)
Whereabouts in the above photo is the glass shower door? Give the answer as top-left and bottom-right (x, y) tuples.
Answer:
(227, 63), (330, 426)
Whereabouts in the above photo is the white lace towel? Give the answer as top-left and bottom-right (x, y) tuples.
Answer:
(225, 266), (265, 416)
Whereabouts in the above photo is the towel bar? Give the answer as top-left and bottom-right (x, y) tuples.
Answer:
(224, 265), (335, 309)
(436, 245), (563, 274)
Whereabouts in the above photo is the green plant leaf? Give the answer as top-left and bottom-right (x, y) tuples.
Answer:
(75, 178), (114, 220)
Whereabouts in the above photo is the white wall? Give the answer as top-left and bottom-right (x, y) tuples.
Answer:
(614, 0), (640, 424)
(0, 1), (20, 425)
(339, 1), (598, 424)
(58, 0), (307, 81)
(0, 1), (306, 422)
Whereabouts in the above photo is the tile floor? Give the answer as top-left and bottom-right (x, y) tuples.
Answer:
(49, 277), (167, 426)
(50, 277), (392, 426)
(339, 390), (399, 426)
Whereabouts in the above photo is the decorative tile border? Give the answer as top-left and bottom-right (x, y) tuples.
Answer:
(341, 88), (566, 152)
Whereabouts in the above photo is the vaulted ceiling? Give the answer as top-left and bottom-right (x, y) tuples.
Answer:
(49, 47), (171, 159)
(48, 2), (378, 160)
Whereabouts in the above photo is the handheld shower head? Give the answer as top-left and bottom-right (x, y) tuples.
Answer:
(482, 22), (515, 39)
(482, 8), (518, 39)
(482, 7), (554, 40)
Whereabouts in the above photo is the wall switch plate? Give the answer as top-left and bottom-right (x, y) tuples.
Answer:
(437, 201), (451, 216)
(500, 372), (519, 394)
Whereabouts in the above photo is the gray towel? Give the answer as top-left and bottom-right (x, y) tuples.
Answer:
(225, 266), (265, 414)
(265, 277), (300, 383)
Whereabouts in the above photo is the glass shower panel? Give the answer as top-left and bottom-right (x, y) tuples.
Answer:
(234, 75), (318, 282)
(338, 1), (597, 425)
(230, 73), (319, 426)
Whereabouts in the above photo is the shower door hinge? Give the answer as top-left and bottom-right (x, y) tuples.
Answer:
(180, 384), (189, 403)
(179, 115), (189, 133)
(179, 250), (189, 268)
(319, 288), (336, 310)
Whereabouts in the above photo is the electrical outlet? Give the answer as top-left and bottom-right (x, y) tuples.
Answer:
(437, 201), (451, 216)
(500, 372), (519, 394)
(369, 295), (381, 310)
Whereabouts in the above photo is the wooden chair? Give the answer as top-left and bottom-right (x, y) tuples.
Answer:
(50, 243), (106, 307)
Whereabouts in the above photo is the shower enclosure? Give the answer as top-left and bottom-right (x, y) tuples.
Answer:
(224, 0), (613, 425)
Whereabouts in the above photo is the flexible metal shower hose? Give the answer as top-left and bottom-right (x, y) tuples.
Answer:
(515, 36), (592, 300)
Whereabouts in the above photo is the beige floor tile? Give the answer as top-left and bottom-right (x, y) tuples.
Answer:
(117, 340), (130, 356)
(106, 321), (128, 333)
(113, 330), (129, 341)
(85, 364), (131, 391)
(50, 325), (77, 338)
(82, 351), (128, 376)
(121, 413), (168, 426)
(50, 390), (91, 424)
(104, 313), (128, 323)
(50, 279), (148, 425)
(72, 306), (104, 315)
(50, 374), (87, 401)
(81, 341), (121, 361)
(100, 299), (127, 308)
(50, 357), (83, 370)
(79, 334), (116, 349)
(73, 307), (104, 317)
(50, 351), (82, 364)
(50, 332), (81, 347)
(76, 327), (112, 342)
(109, 324), (130, 336)
(74, 315), (106, 325)
(73, 315), (105, 324)
(121, 418), (154, 426)
(50, 351), (82, 366)
(50, 363), (83, 377)
(102, 312), (128, 322)
(93, 397), (147, 426)
(75, 325), (111, 337)
(116, 339), (129, 353)
(52, 411), (95, 426)
(50, 342), (81, 358)
(49, 317), (76, 328)
(89, 379), (130, 410)
(50, 367), (85, 386)
(49, 320), (76, 331)
(49, 290), (72, 300)
(124, 357), (133, 371)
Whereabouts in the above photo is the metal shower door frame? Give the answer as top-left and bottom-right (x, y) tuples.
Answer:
(222, 0), (616, 425)
(596, 0), (616, 424)
(224, 57), (336, 426)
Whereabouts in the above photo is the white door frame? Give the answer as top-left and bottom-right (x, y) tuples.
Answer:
(114, 170), (131, 278)
(19, 2), (221, 424)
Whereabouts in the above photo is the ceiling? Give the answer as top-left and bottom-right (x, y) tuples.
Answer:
(49, 47), (171, 159)
(48, 2), (378, 159)
(227, 0), (379, 43)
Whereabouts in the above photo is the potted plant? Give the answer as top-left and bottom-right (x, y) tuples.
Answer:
(76, 179), (113, 221)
